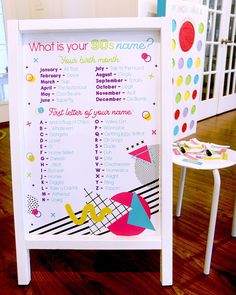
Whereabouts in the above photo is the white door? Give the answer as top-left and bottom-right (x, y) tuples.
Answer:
(199, 0), (236, 120)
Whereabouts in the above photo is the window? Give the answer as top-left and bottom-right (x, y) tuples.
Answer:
(0, 0), (8, 102)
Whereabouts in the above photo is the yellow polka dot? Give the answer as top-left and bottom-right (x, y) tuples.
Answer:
(26, 74), (35, 82)
(184, 91), (190, 101)
(195, 58), (201, 68)
(172, 39), (176, 50)
(26, 153), (35, 162)
(143, 111), (152, 120)
(176, 75), (183, 87)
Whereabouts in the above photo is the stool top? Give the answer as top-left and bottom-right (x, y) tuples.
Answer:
(172, 138), (236, 170)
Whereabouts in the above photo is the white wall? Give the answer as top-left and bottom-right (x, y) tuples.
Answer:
(62, 0), (95, 18)
(3, 0), (157, 21)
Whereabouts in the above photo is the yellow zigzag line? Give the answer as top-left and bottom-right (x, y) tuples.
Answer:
(65, 203), (113, 225)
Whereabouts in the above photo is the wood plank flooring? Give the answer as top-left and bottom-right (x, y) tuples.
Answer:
(0, 111), (235, 294)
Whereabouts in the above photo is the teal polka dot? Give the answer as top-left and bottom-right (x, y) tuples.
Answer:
(187, 58), (193, 68)
(174, 125), (179, 136)
(38, 107), (44, 113)
(194, 74), (199, 84)
(172, 19), (177, 32)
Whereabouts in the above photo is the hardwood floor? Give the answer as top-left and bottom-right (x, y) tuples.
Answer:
(0, 111), (236, 294)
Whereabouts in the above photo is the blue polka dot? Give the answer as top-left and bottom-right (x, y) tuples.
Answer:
(172, 19), (177, 32)
(187, 58), (193, 68)
(194, 74), (199, 84)
(174, 125), (179, 136)
(38, 107), (44, 113)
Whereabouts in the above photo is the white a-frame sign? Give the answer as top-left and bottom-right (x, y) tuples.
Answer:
(8, 18), (172, 286)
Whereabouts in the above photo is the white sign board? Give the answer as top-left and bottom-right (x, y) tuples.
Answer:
(8, 18), (172, 286)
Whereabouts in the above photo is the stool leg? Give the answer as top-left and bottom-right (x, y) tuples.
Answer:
(204, 169), (220, 275)
(176, 166), (187, 217)
(231, 195), (236, 237)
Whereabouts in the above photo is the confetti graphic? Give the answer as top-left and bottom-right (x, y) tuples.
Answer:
(65, 203), (112, 225)
(28, 179), (160, 236)
(27, 195), (41, 218)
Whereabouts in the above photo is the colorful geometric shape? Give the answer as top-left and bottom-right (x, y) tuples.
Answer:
(128, 193), (155, 231)
(108, 192), (152, 236)
(134, 145), (159, 184)
(129, 145), (152, 163)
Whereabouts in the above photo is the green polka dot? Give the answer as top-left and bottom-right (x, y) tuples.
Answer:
(185, 75), (191, 85)
(191, 105), (196, 114)
(175, 93), (181, 103)
(172, 58), (175, 68)
(199, 22), (204, 34)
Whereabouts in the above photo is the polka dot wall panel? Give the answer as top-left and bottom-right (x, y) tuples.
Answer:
(171, 2), (208, 140)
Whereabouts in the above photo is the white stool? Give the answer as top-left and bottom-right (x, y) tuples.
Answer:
(173, 148), (236, 274)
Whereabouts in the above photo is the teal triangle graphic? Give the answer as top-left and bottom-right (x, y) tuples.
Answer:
(128, 192), (155, 231)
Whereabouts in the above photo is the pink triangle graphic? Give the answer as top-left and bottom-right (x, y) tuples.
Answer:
(129, 145), (152, 163)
